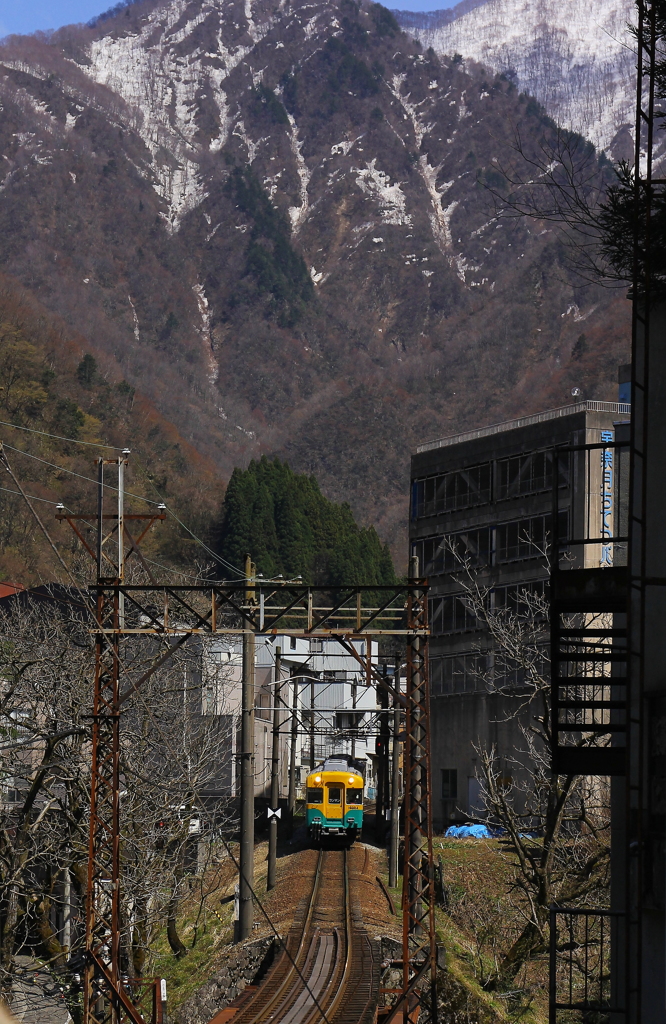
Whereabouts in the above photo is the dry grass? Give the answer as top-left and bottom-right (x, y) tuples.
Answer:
(434, 837), (549, 1023)
(150, 837), (550, 1021)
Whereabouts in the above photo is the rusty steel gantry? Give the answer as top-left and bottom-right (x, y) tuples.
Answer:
(61, 469), (438, 1024)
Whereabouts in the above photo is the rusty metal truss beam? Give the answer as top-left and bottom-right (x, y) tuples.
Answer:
(85, 587), (149, 1024)
(402, 581), (437, 1024)
(86, 582), (428, 638)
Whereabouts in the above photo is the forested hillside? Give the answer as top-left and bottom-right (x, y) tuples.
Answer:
(216, 457), (396, 584)
(0, 275), (222, 582)
(0, 0), (631, 565)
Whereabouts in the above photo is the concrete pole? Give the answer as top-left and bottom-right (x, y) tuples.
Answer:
(238, 554), (255, 942)
(377, 665), (390, 842)
(117, 453), (125, 629)
(310, 677), (316, 769)
(288, 673), (298, 833)
(267, 646), (281, 891)
(62, 865), (71, 956)
(389, 655), (401, 889)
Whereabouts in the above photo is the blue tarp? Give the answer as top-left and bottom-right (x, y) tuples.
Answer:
(445, 824), (491, 838)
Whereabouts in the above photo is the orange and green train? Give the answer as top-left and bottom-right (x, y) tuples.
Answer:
(305, 755), (364, 843)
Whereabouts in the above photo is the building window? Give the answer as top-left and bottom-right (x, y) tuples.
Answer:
(493, 644), (549, 690)
(290, 636), (297, 650)
(309, 639), (323, 653)
(496, 450), (569, 501)
(413, 528), (491, 576)
(412, 463), (492, 518)
(431, 653), (488, 695)
(496, 511), (568, 564)
(441, 769), (458, 799)
(430, 594), (479, 635)
(492, 579), (548, 614)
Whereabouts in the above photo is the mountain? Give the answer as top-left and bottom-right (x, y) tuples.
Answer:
(0, 0), (630, 565)
(393, 0), (636, 159)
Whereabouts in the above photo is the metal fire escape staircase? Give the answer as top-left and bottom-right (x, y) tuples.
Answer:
(549, 440), (629, 1023)
(550, 441), (629, 778)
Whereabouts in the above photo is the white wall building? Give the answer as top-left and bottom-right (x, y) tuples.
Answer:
(202, 635), (380, 800)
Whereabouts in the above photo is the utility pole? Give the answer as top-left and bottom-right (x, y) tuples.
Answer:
(350, 678), (357, 759)
(239, 553), (255, 942)
(267, 646), (281, 891)
(117, 449), (129, 628)
(376, 664), (390, 842)
(288, 672), (298, 833)
(310, 676), (316, 769)
(389, 655), (401, 889)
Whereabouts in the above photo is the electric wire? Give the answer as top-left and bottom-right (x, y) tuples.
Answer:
(120, 661), (336, 1024)
(0, 417), (123, 450)
(3, 441), (247, 579)
(1, 451), (86, 590)
(0, 418), (290, 582)
(131, 450), (245, 579)
(0, 498), (333, 1024)
(3, 444), (160, 506)
(0, 484), (70, 507)
(0, 455), (359, 1016)
(6, 491), (331, 1018)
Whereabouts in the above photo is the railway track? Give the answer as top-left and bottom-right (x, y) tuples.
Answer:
(222, 850), (377, 1024)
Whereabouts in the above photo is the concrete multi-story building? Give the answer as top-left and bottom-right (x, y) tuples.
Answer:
(410, 397), (631, 831)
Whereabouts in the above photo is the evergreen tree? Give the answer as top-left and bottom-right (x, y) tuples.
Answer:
(215, 457), (397, 585)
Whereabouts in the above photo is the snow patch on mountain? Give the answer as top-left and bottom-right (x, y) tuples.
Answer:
(354, 159), (412, 226)
(396, 0), (636, 154)
(287, 113), (310, 231)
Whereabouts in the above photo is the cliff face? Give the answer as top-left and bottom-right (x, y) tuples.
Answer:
(394, 0), (636, 159)
(0, 0), (630, 561)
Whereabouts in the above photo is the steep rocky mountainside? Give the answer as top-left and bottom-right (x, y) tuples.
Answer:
(394, 0), (636, 159)
(0, 0), (630, 561)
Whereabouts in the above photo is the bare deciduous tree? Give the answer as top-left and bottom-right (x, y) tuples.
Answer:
(0, 595), (237, 1021)
(444, 541), (611, 992)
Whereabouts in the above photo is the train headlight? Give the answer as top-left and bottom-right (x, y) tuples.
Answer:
(315, 775), (322, 782)
(348, 777), (355, 783)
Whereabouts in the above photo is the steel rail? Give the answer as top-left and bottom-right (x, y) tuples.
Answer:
(237, 850), (326, 1024)
(234, 850), (364, 1024)
(311, 850), (353, 1024)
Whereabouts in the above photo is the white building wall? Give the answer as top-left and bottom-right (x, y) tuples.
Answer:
(202, 635), (382, 797)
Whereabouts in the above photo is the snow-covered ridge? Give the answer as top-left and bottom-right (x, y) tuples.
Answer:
(83, 0), (276, 229)
(396, 0), (636, 154)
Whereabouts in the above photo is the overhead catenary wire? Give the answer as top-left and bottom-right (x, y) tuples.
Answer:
(3, 443), (161, 506)
(0, 417), (244, 575)
(0, 449), (86, 591)
(116, 655), (336, 1024)
(131, 450), (245, 579)
(0, 484), (72, 507)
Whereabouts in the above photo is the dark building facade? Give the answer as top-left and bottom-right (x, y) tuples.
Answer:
(409, 399), (631, 831)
